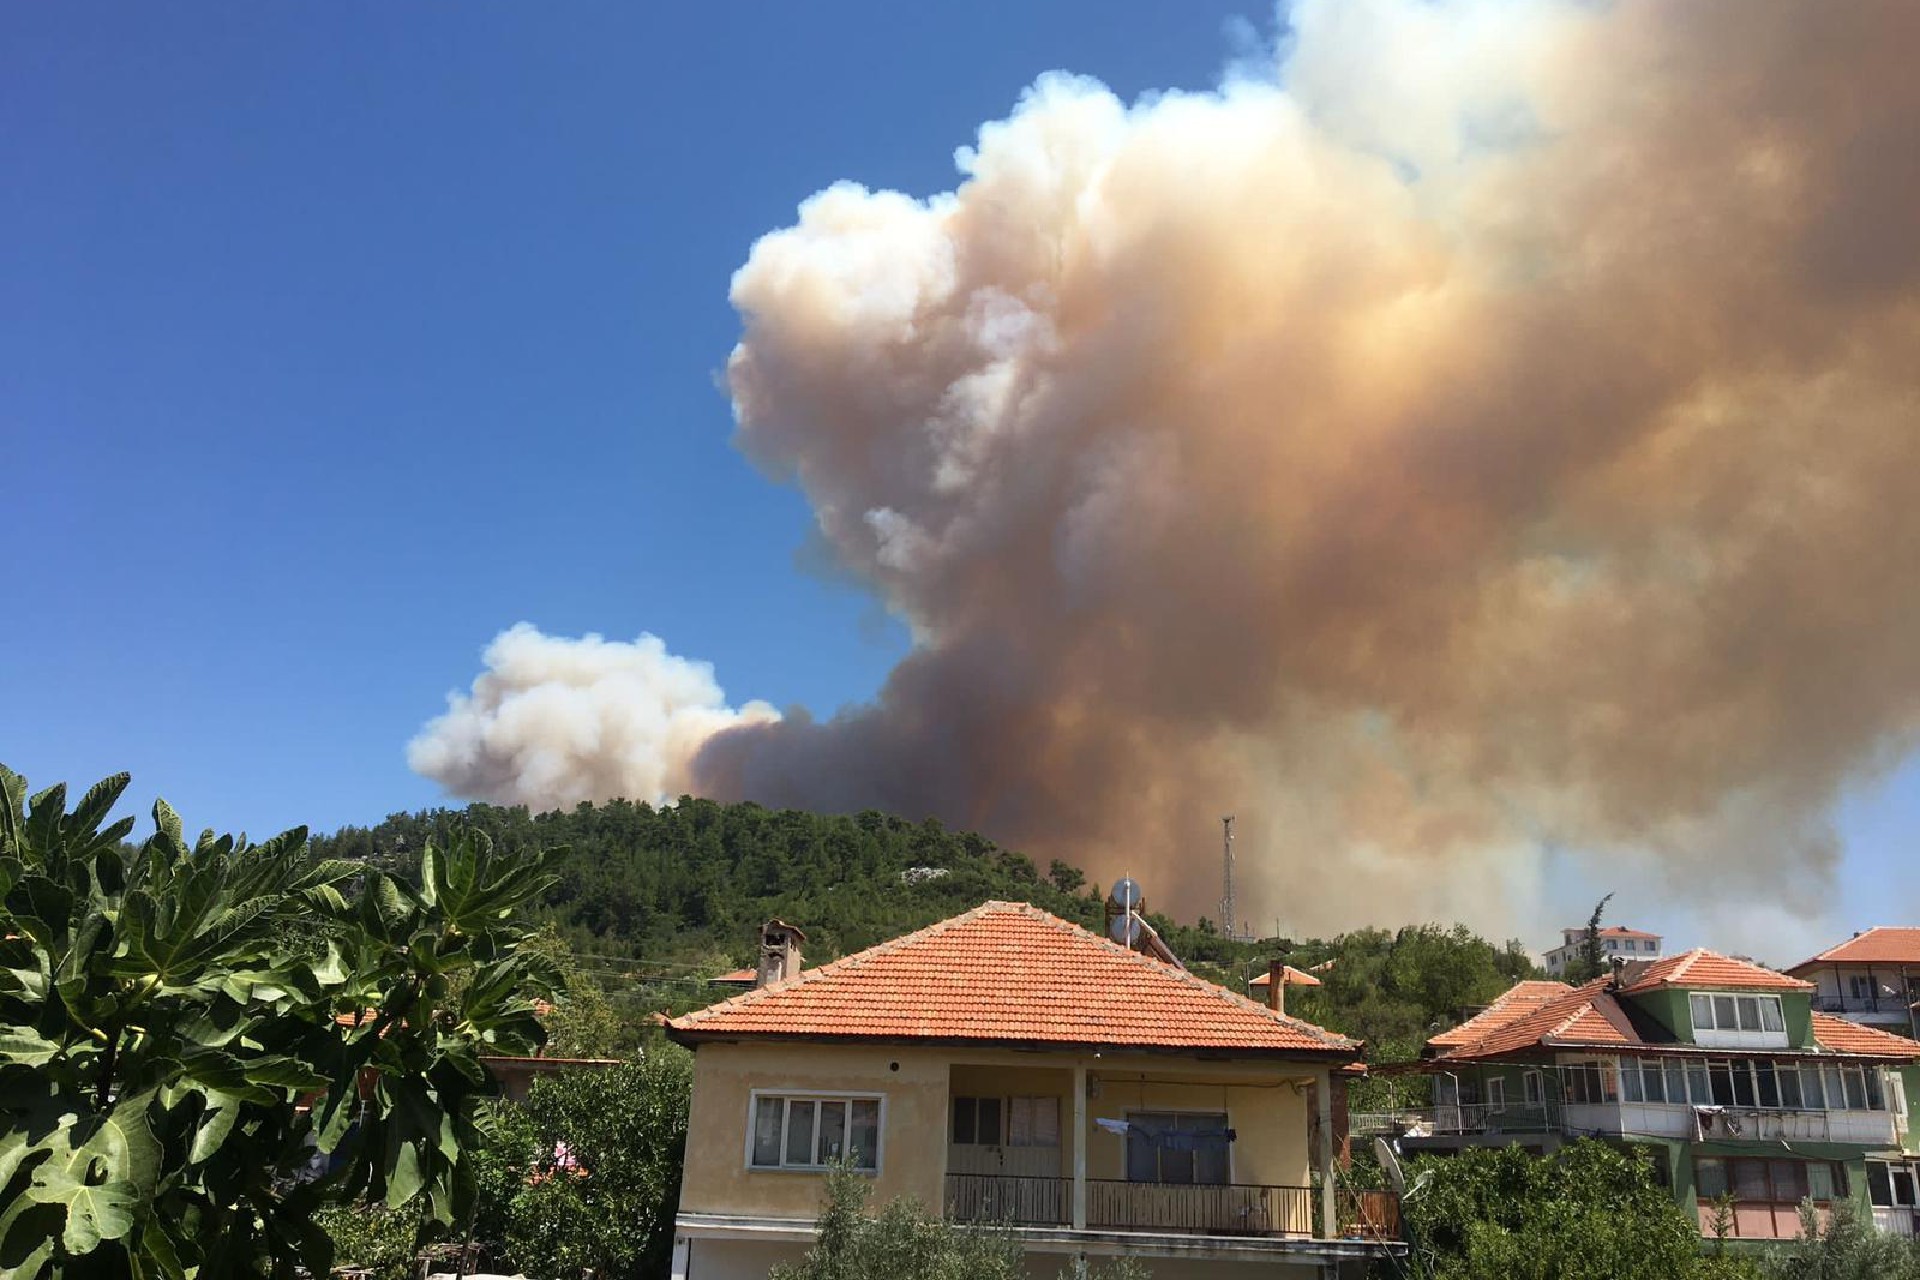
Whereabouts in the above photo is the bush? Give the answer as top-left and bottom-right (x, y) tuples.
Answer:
(1761, 1201), (1920, 1280)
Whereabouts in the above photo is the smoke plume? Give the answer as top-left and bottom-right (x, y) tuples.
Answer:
(415, 0), (1920, 935)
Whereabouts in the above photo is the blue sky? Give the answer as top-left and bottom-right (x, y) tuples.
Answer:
(4, 1), (1916, 953)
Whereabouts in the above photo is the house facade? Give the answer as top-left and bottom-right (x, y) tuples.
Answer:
(1367, 950), (1920, 1241)
(1542, 926), (1664, 976)
(663, 902), (1402, 1280)
(1787, 927), (1920, 1041)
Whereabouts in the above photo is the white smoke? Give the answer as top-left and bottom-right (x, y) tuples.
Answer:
(408, 624), (778, 811)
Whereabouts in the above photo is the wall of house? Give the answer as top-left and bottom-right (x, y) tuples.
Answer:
(678, 1041), (952, 1220)
(1632, 990), (1690, 1041)
(1901, 1064), (1920, 1156)
(1782, 993), (1815, 1048)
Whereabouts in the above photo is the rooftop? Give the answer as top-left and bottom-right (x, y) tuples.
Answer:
(1558, 926), (1661, 942)
(1427, 980), (1573, 1050)
(1249, 965), (1323, 989)
(1617, 948), (1812, 994)
(666, 901), (1359, 1058)
(1790, 927), (1920, 970)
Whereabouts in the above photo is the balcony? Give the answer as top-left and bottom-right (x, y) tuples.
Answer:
(1350, 1102), (1561, 1138)
(1812, 993), (1916, 1018)
(944, 1174), (1399, 1241)
(1354, 1101), (1897, 1147)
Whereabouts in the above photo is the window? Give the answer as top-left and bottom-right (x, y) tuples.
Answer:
(1777, 1063), (1803, 1109)
(1007, 1096), (1061, 1148)
(1524, 1071), (1543, 1107)
(1664, 1061), (1688, 1105)
(751, 1095), (880, 1171)
(953, 1096), (1003, 1145)
(1802, 1065), (1827, 1109)
(1701, 1157), (1847, 1205)
(1125, 1112), (1230, 1186)
(1755, 1061), (1779, 1108)
(1690, 993), (1787, 1039)
(1641, 1061), (1667, 1103)
(1709, 1061), (1737, 1107)
(1486, 1078), (1507, 1112)
(1622, 1063), (1643, 1103)
(1843, 1065), (1869, 1110)
(1850, 974), (1874, 1000)
(1686, 1061), (1711, 1105)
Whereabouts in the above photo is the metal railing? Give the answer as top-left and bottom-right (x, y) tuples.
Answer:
(1350, 1102), (1561, 1137)
(1086, 1179), (1316, 1236)
(943, 1174), (1328, 1237)
(944, 1173), (1069, 1226)
(1812, 993), (1915, 1015)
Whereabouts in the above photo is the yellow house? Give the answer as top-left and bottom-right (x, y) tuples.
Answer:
(664, 902), (1401, 1279)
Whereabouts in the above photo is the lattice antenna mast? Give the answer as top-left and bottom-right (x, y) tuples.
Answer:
(1220, 815), (1236, 941)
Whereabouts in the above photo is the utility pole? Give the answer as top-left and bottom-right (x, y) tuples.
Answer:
(1219, 816), (1235, 942)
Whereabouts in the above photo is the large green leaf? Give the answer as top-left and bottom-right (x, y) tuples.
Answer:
(0, 1027), (61, 1068)
(26, 1161), (139, 1254)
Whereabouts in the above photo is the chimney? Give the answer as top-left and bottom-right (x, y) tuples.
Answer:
(755, 920), (806, 989)
(1267, 959), (1287, 1016)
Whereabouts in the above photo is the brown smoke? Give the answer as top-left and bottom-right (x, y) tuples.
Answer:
(424, 0), (1920, 937)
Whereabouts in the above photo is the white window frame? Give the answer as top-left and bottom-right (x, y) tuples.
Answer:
(744, 1089), (886, 1175)
(1485, 1078), (1507, 1113)
(1523, 1070), (1543, 1108)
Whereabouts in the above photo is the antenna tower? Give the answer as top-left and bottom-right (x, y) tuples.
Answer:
(1219, 816), (1236, 941)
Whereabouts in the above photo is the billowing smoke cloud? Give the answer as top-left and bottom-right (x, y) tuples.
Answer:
(415, 0), (1920, 937)
(408, 624), (778, 812)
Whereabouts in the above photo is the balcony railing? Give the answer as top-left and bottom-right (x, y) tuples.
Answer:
(945, 1174), (1376, 1239)
(1350, 1102), (1561, 1138)
(1812, 993), (1915, 1016)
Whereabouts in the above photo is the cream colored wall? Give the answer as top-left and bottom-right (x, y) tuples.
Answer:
(679, 1042), (951, 1219)
(685, 1238), (807, 1280)
(678, 1042), (1322, 1221)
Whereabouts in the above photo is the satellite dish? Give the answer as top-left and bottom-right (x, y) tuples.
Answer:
(1373, 1138), (1407, 1199)
(1109, 878), (1143, 912)
(1109, 914), (1143, 947)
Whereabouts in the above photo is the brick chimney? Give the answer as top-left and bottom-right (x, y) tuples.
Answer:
(1267, 959), (1287, 1016)
(755, 920), (806, 988)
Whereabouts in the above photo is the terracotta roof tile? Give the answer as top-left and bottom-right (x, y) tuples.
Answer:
(1618, 948), (1811, 994)
(1790, 927), (1920, 969)
(1809, 1012), (1920, 1059)
(1428, 980), (1571, 1049)
(665, 902), (1358, 1057)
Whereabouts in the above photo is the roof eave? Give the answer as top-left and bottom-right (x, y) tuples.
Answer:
(662, 1027), (1362, 1062)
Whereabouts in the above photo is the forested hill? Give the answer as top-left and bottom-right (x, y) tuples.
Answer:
(310, 796), (1537, 1062)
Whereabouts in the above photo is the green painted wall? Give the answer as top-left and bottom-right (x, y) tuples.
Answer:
(1632, 989), (1691, 1040)
(1902, 1064), (1920, 1156)
(1781, 993), (1814, 1048)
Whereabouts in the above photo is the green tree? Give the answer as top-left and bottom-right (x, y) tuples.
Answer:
(1561, 893), (1615, 984)
(1761, 1201), (1920, 1279)
(0, 767), (557, 1278)
(1403, 1141), (1707, 1280)
(518, 924), (625, 1058)
(468, 1051), (692, 1280)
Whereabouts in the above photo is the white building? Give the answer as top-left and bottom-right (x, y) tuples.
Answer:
(1543, 926), (1663, 976)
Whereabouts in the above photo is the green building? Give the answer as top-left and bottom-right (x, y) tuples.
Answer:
(1371, 949), (1920, 1242)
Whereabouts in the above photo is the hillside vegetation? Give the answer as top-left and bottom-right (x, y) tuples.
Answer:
(312, 797), (1538, 1059)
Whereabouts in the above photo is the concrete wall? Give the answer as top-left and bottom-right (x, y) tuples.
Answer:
(678, 1042), (1324, 1222)
(679, 1041), (951, 1219)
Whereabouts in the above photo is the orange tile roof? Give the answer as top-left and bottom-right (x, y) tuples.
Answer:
(1809, 1012), (1920, 1059)
(709, 968), (758, 984)
(1427, 977), (1920, 1063)
(1428, 980), (1572, 1049)
(1618, 948), (1811, 994)
(666, 902), (1358, 1058)
(1590, 927), (1660, 940)
(1790, 927), (1920, 970)
(1249, 965), (1323, 988)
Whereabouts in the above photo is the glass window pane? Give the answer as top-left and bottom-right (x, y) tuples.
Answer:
(1802, 1067), (1826, 1109)
(752, 1097), (783, 1166)
(1760, 1000), (1785, 1032)
(1890, 1168), (1915, 1208)
(1687, 1062), (1712, 1104)
(1733, 1159), (1769, 1201)
(1736, 998), (1761, 1032)
(1844, 1067), (1868, 1110)
(1866, 1070), (1885, 1111)
(1756, 1061), (1779, 1109)
(1711, 1063), (1737, 1107)
(1665, 1062), (1688, 1104)
(1622, 1065), (1644, 1102)
(1825, 1067), (1847, 1110)
(850, 1100), (880, 1170)
(1697, 1158), (1728, 1199)
(786, 1100), (816, 1166)
(1809, 1162), (1837, 1202)
(819, 1100), (847, 1164)
(1770, 1160), (1807, 1203)
(1714, 997), (1738, 1029)
(978, 1097), (1002, 1146)
(1778, 1064), (1803, 1109)
(1868, 1163), (1894, 1207)
(1601, 1061), (1619, 1103)
(1732, 1062), (1757, 1108)
(1691, 994), (1714, 1031)
(1643, 1062), (1665, 1104)
(953, 1097), (975, 1145)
